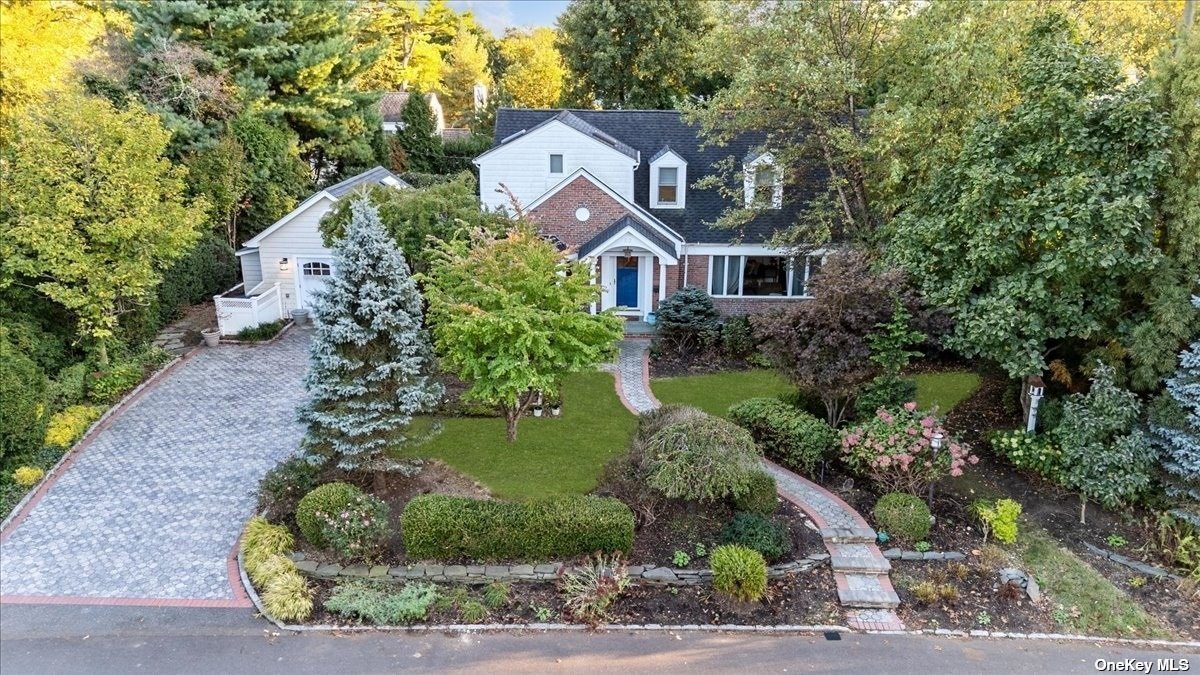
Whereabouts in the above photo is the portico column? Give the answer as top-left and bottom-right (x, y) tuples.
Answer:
(658, 261), (667, 305)
(589, 258), (598, 315)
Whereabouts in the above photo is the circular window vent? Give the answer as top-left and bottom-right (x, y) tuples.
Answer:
(575, 206), (590, 222)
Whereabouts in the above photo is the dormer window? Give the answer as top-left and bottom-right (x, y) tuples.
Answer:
(649, 146), (686, 209)
(744, 152), (783, 209)
(550, 154), (563, 174)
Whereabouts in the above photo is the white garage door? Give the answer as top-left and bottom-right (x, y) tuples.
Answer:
(298, 259), (335, 310)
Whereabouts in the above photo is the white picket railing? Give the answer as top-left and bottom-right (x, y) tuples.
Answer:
(214, 283), (284, 336)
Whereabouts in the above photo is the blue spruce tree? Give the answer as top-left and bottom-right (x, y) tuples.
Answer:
(298, 199), (443, 485)
(1151, 298), (1200, 525)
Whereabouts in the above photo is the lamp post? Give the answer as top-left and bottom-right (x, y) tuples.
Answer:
(1026, 383), (1045, 433)
(928, 431), (944, 507)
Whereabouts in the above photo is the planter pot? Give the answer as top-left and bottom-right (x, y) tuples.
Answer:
(646, 312), (657, 326)
(533, 406), (543, 417)
(290, 308), (310, 325)
(201, 329), (221, 348)
(551, 406), (562, 417)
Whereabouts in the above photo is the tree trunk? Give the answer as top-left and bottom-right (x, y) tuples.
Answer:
(504, 407), (519, 443)
(1079, 495), (1087, 525)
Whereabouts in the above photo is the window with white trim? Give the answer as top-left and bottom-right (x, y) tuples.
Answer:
(302, 261), (332, 276)
(709, 255), (821, 297)
(549, 154), (564, 174)
(657, 167), (678, 205)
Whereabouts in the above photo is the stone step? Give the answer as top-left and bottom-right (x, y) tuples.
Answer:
(836, 572), (900, 609)
(830, 555), (891, 574)
(819, 526), (877, 544)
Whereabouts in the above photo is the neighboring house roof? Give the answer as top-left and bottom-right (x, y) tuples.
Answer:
(379, 91), (437, 122)
(578, 214), (678, 261)
(441, 127), (473, 141)
(242, 166), (409, 248)
(492, 109), (820, 243)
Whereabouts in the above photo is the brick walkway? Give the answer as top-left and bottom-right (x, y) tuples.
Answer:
(0, 328), (311, 604)
(614, 351), (904, 631)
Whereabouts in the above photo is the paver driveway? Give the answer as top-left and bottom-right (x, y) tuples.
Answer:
(0, 328), (311, 602)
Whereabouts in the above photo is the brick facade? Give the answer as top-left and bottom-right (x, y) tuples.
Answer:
(526, 176), (635, 249)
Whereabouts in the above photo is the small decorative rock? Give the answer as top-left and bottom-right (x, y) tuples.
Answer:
(643, 567), (679, 584)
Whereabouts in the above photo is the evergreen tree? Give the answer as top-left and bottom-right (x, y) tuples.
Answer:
(441, 24), (491, 126)
(396, 91), (443, 173)
(299, 200), (443, 484)
(1151, 299), (1200, 515)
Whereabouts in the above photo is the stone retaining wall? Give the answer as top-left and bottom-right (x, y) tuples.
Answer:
(881, 548), (966, 562)
(291, 552), (831, 586)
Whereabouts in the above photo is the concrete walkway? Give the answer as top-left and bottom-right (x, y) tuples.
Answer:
(612, 344), (902, 630)
(0, 328), (311, 604)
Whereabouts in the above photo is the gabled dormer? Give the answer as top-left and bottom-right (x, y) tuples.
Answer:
(649, 145), (686, 210)
(744, 150), (782, 209)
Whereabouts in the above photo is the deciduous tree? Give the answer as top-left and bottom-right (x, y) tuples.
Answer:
(0, 0), (109, 120)
(0, 92), (206, 364)
(440, 24), (491, 125)
(885, 14), (1172, 379)
(497, 27), (566, 108)
(422, 225), (623, 442)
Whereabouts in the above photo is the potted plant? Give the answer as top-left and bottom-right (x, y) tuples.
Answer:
(547, 393), (562, 417)
(290, 308), (309, 325)
(531, 389), (544, 416)
(200, 328), (220, 347)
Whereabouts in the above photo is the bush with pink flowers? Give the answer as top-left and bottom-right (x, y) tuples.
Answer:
(840, 402), (978, 495)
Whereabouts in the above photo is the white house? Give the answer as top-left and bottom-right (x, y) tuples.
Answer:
(214, 167), (409, 335)
(475, 109), (825, 319)
(379, 91), (446, 135)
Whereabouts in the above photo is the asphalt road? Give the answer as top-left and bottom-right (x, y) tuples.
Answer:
(2, 604), (1198, 674)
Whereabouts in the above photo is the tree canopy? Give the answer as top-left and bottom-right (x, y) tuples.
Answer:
(884, 14), (1172, 379)
(497, 27), (566, 109)
(558, 0), (715, 109)
(0, 91), (207, 363)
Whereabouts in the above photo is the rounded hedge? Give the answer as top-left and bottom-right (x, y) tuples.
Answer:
(873, 492), (931, 543)
(645, 414), (762, 502)
(720, 511), (793, 562)
(0, 335), (48, 466)
(634, 404), (706, 444)
(711, 544), (768, 602)
(402, 493), (634, 561)
(732, 470), (778, 517)
(296, 482), (363, 547)
(728, 397), (836, 476)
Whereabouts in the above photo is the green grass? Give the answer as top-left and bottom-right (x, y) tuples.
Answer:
(912, 371), (981, 413)
(1017, 526), (1168, 638)
(651, 369), (791, 418)
(394, 371), (635, 500)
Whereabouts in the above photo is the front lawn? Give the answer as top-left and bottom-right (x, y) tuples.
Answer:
(913, 371), (981, 413)
(651, 370), (791, 417)
(394, 371), (635, 500)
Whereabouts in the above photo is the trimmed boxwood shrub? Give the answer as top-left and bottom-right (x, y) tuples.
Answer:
(853, 375), (917, 419)
(728, 397), (836, 475)
(732, 469), (778, 516)
(873, 492), (931, 543)
(402, 494), (634, 561)
(296, 482), (363, 547)
(720, 512), (793, 562)
(711, 544), (768, 602)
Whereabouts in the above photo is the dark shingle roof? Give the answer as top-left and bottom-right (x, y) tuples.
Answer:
(578, 214), (678, 259)
(325, 166), (409, 197)
(493, 109), (821, 243)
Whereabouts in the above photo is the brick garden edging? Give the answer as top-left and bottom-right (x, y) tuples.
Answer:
(290, 551), (831, 585)
(1082, 542), (1181, 580)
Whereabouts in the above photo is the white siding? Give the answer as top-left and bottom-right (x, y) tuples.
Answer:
(239, 251), (262, 290)
(254, 196), (336, 312)
(477, 121), (637, 212)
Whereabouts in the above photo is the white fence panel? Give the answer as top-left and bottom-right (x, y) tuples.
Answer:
(214, 283), (284, 335)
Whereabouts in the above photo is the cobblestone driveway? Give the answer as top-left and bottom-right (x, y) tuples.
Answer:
(0, 328), (311, 601)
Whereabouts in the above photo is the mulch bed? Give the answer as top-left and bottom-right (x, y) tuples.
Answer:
(649, 346), (754, 378)
(892, 560), (1053, 634)
(304, 568), (844, 628)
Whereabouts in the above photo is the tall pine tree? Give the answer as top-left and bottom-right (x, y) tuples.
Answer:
(396, 91), (443, 173)
(298, 199), (443, 485)
(1151, 298), (1200, 519)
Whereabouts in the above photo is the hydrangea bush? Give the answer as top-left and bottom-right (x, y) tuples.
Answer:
(840, 402), (978, 495)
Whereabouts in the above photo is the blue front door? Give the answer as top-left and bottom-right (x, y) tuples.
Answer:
(616, 265), (638, 307)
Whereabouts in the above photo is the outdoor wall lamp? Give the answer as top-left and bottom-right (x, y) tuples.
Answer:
(279, 258), (289, 271)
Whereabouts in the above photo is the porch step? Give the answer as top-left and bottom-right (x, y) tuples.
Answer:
(836, 572), (900, 609)
(819, 526), (877, 544)
(827, 542), (891, 574)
